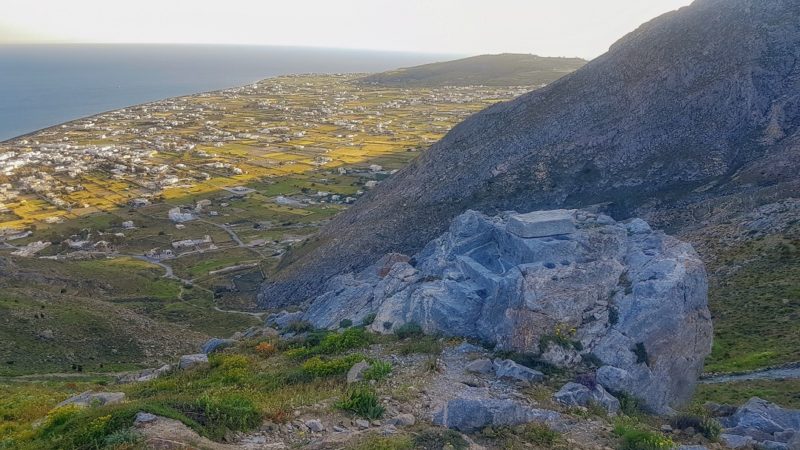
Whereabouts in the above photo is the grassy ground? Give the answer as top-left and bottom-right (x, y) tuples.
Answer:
(703, 233), (800, 373)
(0, 256), (259, 376)
(693, 379), (800, 409)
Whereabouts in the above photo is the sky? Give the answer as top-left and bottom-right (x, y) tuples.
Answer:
(1, 0), (694, 59)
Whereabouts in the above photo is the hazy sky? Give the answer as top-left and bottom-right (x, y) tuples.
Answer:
(1, 0), (693, 58)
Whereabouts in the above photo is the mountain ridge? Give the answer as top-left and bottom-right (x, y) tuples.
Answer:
(357, 53), (586, 87)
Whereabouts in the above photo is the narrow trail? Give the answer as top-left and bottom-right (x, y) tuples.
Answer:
(701, 362), (800, 384)
(212, 306), (266, 318)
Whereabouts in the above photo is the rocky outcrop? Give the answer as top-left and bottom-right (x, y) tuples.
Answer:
(718, 397), (800, 449)
(433, 397), (561, 432)
(259, 0), (800, 318)
(303, 209), (712, 414)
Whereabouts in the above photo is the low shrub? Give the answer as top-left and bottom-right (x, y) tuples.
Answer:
(397, 335), (442, 356)
(613, 417), (674, 450)
(394, 322), (423, 339)
(347, 433), (414, 450)
(363, 360), (392, 381)
(102, 428), (143, 447)
(413, 428), (469, 450)
(671, 413), (721, 441)
(286, 320), (313, 333)
(194, 393), (261, 439)
(339, 319), (353, 328)
(481, 423), (560, 449)
(361, 313), (377, 326)
(302, 354), (366, 377)
(336, 385), (385, 420)
(255, 342), (276, 357)
(318, 327), (371, 354)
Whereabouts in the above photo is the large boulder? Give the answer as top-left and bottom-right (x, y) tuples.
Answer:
(304, 209), (712, 414)
(720, 398), (800, 449)
(432, 397), (561, 432)
(554, 382), (620, 414)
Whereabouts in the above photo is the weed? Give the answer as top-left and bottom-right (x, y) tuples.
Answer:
(347, 433), (413, 450)
(363, 360), (393, 381)
(670, 413), (721, 441)
(361, 313), (377, 326)
(302, 354), (366, 377)
(336, 385), (385, 420)
(413, 428), (469, 450)
(613, 417), (674, 450)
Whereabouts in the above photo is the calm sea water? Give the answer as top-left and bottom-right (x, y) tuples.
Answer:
(0, 44), (453, 141)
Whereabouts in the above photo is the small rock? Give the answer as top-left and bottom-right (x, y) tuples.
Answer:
(371, 420), (382, 426)
(178, 353), (208, 370)
(134, 412), (157, 426)
(57, 391), (125, 408)
(387, 414), (416, 427)
(305, 419), (325, 432)
(684, 426), (696, 436)
(660, 424), (673, 432)
(465, 358), (494, 375)
(493, 359), (544, 384)
(382, 425), (398, 435)
(38, 329), (54, 340)
(355, 419), (370, 429)
(333, 425), (347, 432)
(347, 360), (370, 384)
(201, 338), (236, 354)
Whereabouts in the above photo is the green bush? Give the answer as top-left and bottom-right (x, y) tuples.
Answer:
(613, 417), (674, 450)
(394, 322), (423, 339)
(194, 393), (261, 439)
(302, 354), (366, 377)
(339, 319), (353, 328)
(361, 313), (377, 326)
(336, 385), (385, 420)
(397, 335), (442, 355)
(363, 360), (392, 381)
(318, 327), (371, 354)
(616, 392), (642, 416)
(413, 428), (469, 450)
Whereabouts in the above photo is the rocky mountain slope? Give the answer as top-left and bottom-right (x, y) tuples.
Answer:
(357, 53), (586, 87)
(301, 209), (712, 414)
(258, 0), (800, 375)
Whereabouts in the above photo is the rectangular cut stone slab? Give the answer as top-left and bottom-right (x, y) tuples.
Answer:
(507, 210), (576, 238)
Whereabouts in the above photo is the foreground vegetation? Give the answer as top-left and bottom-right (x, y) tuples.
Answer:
(1, 323), (747, 450)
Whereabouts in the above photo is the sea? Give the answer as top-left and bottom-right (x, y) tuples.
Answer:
(0, 44), (454, 142)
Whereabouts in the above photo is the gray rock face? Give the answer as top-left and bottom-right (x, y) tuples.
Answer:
(720, 398), (800, 449)
(178, 353), (209, 370)
(432, 397), (561, 432)
(303, 209), (711, 414)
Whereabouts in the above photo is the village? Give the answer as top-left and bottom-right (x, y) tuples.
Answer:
(0, 74), (532, 310)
